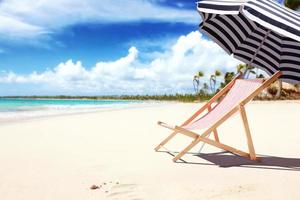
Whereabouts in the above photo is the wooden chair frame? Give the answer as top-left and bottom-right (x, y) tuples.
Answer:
(155, 71), (282, 162)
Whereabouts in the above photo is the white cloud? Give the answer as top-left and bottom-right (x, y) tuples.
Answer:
(0, 0), (198, 41)
(0, 31), (241, 95)
(0, 15), (47, 39)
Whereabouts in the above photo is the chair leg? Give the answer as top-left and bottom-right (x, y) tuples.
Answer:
(173, 138), (201, 162)
(198, 130), (219, 154)
(213, 129), (220, 142)
(175, 126), (251, 160)
(154, 131), (178, 151)
(239, 105), (257, 160)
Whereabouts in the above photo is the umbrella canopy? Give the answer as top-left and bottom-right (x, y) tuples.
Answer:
(197, 0), (300, 84)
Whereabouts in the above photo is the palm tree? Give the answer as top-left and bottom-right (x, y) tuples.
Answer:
(193, 71), (204, 94)
(245, 65), (256, 78)
(193, 75), (199, 94)
(220, 72), (235, 88)
(284, 0), (300, 10)
(236, 64), (256, 78)
(210, 70), (222, 93)
(203, 83), (209, 93)
(236, 64), (246, 74)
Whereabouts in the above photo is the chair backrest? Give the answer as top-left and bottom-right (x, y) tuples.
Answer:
(184, 79), (263, 130)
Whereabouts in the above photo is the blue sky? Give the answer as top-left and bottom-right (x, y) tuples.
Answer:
(1, 22), (195, 73)
(0, 1), (198, 73)
(0, 0), (283, 95)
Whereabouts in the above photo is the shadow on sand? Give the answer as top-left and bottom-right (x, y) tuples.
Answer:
(158, 150), (300, 171)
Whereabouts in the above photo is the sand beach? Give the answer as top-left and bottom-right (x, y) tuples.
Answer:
(0, 101), (299, 200)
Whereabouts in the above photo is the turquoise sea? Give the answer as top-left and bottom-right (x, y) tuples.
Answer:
(0, 98), (141, 112)
(0, 98), (145, 122)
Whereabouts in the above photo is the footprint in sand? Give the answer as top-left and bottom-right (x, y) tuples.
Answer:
(208, 185), (256, 199)
(107, 183), (143, 200)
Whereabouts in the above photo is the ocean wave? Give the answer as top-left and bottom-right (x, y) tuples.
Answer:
(0, 101), (163, 123)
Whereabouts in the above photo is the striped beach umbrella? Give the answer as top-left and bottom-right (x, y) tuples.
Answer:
(197, 0), (300, 83)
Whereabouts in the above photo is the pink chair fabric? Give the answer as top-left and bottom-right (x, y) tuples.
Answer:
(184, 79), (263, 130)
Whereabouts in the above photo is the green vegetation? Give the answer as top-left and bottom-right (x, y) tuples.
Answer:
(210, 70), (222, 93)
(191, 63), (300, 101)
(220, 72), (235, 88)
(0, 94), (213, 102)
(285, 0), (300, 10)
(193, 71), (204, 94)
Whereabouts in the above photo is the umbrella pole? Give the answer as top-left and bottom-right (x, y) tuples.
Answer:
(245, 29), (271, 78)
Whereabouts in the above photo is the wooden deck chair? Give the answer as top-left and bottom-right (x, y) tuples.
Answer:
(155, 71), (282, 162)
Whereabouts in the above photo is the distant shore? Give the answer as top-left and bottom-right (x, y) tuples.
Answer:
(1, 89), (300, 102)
(0, 94), (209, 102)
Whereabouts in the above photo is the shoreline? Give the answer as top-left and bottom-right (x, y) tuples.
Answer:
(1, 100), (299, 126)
(0, 101), (171, 126)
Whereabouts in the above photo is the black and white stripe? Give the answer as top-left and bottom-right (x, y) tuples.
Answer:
(197, 0), (300, 83)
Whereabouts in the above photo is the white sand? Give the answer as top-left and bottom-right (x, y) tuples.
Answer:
(0, 101), (299, 200)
